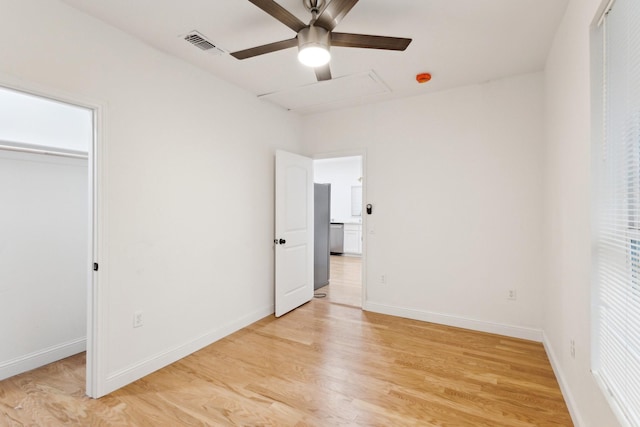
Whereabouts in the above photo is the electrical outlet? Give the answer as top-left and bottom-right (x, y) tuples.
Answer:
(133, 311), (144, 328)
(507, 289), (517, 301)
(380, 274), (386, 284)
(570, 339), (576, 359)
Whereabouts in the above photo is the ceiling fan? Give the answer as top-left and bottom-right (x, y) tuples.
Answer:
(230, 0), (412, 82)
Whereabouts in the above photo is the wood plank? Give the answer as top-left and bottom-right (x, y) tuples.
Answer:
(319, 254), (362, 307)
(0, 285), (572, 426)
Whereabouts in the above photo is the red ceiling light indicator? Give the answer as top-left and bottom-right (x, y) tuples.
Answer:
(416, 73), (432, 84)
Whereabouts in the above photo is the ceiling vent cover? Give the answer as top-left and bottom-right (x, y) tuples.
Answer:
(183, 31), (225, 55)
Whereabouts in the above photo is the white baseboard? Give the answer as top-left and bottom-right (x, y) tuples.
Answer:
(363, 301), (543, 342)
(542, 332), (585, 427)
(0, 337), (86, 381)
(100, 304), (274, 397)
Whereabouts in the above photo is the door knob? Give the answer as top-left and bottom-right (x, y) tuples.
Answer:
(274, 238), (286, 245)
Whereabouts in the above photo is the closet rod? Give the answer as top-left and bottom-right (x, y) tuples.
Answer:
(0, 142), (88, 160)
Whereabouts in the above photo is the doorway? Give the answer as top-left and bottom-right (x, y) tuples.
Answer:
(0, 84), (96, 393)
(313, 155), (364, 308)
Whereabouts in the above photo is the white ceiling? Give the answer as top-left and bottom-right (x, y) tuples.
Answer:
(60, 0), (568, 114)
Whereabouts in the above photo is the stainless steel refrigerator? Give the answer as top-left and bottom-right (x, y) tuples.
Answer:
(314, 183), (331, 289)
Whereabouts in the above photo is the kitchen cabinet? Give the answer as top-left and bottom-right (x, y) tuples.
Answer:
(344, 223), (362, 254)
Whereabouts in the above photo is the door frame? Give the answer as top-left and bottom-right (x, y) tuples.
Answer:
(312, 149), (367, 308)
(0, 77), (105, 397)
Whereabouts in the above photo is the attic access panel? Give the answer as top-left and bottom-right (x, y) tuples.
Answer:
(258, 70), (390, 113)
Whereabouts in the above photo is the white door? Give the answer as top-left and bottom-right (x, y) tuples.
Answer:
(275, 150), (314, 317)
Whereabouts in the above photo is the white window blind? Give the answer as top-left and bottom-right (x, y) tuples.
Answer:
(595, 0), (640, 425)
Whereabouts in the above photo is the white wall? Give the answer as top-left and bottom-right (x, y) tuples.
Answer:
(303, 72), (545, 340)
(0, 86), (93, 152)
(0, 0), (302, 396)
(314, 156), (362, 222)
(0, 151), (88, 380)
(542, 0), (619, 425)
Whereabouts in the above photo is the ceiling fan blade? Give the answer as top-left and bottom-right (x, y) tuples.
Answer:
(331, 32), (412, 51)
(315, 64), (332, 81)
(230, 37), (298, 60)
(314, 0), (359, 31)
(248, 0), (307, 33)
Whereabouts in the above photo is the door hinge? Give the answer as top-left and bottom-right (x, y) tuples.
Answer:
(93, 262), (99, 271)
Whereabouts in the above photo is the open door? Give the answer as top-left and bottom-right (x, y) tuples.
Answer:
(275, 150), (314, 317)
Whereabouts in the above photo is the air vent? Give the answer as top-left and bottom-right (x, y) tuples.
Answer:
(183, 31), (225, 55)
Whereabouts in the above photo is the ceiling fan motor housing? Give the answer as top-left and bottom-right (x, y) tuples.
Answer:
(298, 26), (330, 50)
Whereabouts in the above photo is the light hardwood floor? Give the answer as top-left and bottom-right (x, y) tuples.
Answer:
(317, 255), (362, 308)
(0, 260), (572, 426)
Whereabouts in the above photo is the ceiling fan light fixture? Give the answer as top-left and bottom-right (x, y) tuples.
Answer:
(297, 26), (331, 67)
(298, 46), (330, 67)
